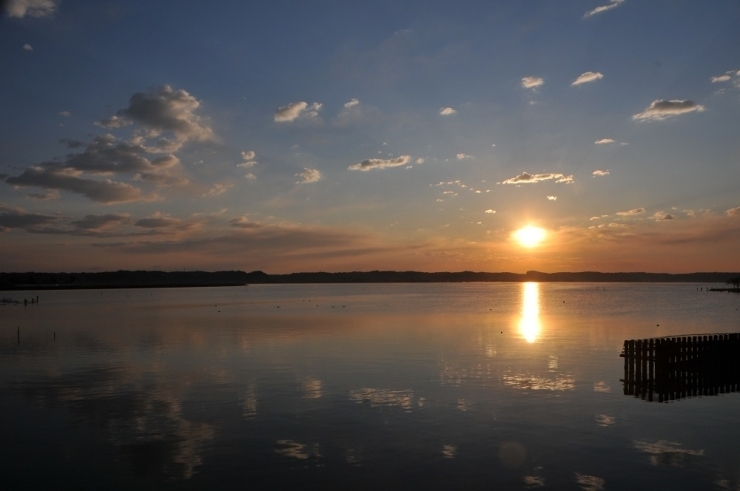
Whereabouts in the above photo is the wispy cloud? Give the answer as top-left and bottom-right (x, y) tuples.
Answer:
(572, 72), (604, 86)
(547, 196), (557, 201)
(4, 0), (58, 18)
(237, 151), (257, 168)
(632, 100), (705, 121)
(456, 153), (472, 160)
(592, 170), (610, 176)
(348, 156), (411, 171)
(711, 70), (739, 83)
(617, 207), (645, 216)
(521, 77), (544, 90)
(297, 168), (321, 184)
(499, 172), (574, 185)
(583, 0), (624, 19)
(726, 207), (740, 217)
(22, 44), (33, 51)
(439, 107), (457, 116)
(594, 139), (614, 145)
(274, 101), (322, 123)
(202, 183), (233, 197)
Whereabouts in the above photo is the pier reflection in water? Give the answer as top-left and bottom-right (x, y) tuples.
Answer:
(518, 282), (541, 343)
(621, 333), (740, 402)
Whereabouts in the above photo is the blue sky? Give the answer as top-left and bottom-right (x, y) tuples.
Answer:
(1, 0), (739, 273)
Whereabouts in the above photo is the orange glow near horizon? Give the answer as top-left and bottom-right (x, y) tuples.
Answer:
(513, 226), (547, 248)
(519, 282), (541, 343)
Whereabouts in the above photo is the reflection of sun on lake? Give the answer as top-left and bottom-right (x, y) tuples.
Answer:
(519, 282), (541, 343)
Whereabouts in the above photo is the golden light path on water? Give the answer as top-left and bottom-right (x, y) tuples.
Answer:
(519, 282), (541, 343)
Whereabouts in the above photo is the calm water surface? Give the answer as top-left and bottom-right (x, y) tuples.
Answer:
(2, 283), (740, 490)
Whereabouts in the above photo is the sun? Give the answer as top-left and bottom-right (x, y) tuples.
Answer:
(513, 226), (547, 248)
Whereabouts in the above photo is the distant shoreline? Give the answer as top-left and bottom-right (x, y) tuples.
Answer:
(1, 270), (739, 291)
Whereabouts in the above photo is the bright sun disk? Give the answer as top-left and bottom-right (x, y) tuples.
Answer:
(513, 226), (546, 248)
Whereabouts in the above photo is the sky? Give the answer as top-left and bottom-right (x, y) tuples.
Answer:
(1, 0), (739, 274)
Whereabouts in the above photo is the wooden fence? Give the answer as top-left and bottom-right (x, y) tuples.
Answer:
(620, 333), (740, 402)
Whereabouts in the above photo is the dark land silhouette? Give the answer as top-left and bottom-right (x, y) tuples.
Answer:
(1, 270), (740, 290)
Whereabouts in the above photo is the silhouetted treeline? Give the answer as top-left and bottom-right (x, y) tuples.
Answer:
(0, 270), (250, 290)
(1, 270), (738, 290)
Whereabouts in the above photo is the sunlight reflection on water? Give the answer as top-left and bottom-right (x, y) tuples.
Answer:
(519, 282), (541, 343)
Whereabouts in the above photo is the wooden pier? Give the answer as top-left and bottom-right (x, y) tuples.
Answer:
(620, 333), (740, 402)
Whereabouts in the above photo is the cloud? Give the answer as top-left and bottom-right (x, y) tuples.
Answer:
(348, 155), (411, 171)
(572, 71), (604, 86)
(632, 100), (705, 121)
(617, 207), (645, 216)
(583, 0), (624, 18)
(0, 203), (62, 232)
(4, 0), (58, 18)
(134, 212), (196, 232)
(651, 212), (674, 221)
(726, 207), (740, 217)
(202, 183), (233, 197)
(26, 190), (60, 200)
(241, 150), (255, 160)
(547, 196), (557, 200)
(4, 134), (189, 201)
(244, 173), (256, 180)
(594, 139), (614, 145)
(456, 153), (472, 160)
(237, 161), (257, 168)
(297, 168), (321, 184)
(71, 213), (131, 231)
(274, 101), (322, 123)
(592, 169), (610, 176)
(58, 110), (72, 117)
(6, 167), (147, 204)
(521, 77), (544, 90)
(415, 158), (425, 164)
(344, 98), (359, 108)
(485, 209), (496, 214)
(97, 85), (215, 149)
(439, 107), (457, 116)
(23, 44), (33, 51)
(238, 150), (258, 168)
(499, 172), (574, 185)
(711, 74), (732, 83)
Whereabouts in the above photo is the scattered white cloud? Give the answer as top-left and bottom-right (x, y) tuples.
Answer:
(547, 196), (557, 200)
(456, 153), (472, 160)
(485, 209), (496, 214)
(203, 183), (233, 197)
(617, 207), (645, 216)
(415, 158), (425, 165)
(583, 0), (624, 19)
(344, 98), (359, 108)
(594, 138), (614, 145)
(238, 150), (258, 168)
(274, 101), (322, 123)
(620, 142), (629, 146)
(711, 74), (732, 83)
(298, 168), (321, 184)
(726, 207), (740, 217)
(238, 161), (257, 168)
(572, 71), (604, 86)
(97, 85), (216, 150)
(23, 44), (33, 51)
(521, 76), (544, 90)
(440, 107), (457, 116)
(651, 211), (674, 221)
(58, 111), (72, 118)
(499, 172), (574, 185)
(348, 155), (411, 171)
(5, 0), (58, 18)
(241, 150), (255, 160)
(632, 100), (705, 121)
(244, 173), (256, 180)
(593, 169), (610, 177)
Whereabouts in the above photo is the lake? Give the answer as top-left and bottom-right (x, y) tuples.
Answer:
(2, 283), (739, 490)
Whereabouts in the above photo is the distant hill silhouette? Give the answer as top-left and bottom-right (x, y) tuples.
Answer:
(1, 270), (738, 290)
